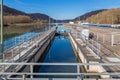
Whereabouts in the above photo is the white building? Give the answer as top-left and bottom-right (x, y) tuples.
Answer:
(81, 29), (89, 40)
(69, 21), (74, 24)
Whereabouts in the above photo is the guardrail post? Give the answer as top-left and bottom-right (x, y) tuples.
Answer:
(97, 32), (98, 41)
(92, 39), (93, 50)
(103, 34), (105, 43)
(110, 74), (112, 80)
(76, 31), (77, 39)
(12, 49), (14, 62)
(19, 46), (20, 60)
(22, 74), (26, 80)
(77, 64), (80, 80)
(2, 75), (7, 80)
(81, 74), (84, 80)
(111, 34), (114, 46)
(30, 65), (33, 79)
(49, 78), (53, 80)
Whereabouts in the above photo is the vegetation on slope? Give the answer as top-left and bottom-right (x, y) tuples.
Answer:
(75, 8), (120, 24)
(74, 9), (107, 21)
(3, 5), (52, 26)
(86, 8), (120, 24)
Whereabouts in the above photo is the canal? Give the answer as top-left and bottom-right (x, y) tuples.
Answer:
(35, 26), (78, 78)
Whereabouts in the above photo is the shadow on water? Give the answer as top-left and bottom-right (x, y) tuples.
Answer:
(34, 35), (78, 78)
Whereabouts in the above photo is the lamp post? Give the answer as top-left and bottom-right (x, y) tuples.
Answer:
(0, 0), (4, 62)
(78, 16), (80, 25)
(49, 16), (50, 30)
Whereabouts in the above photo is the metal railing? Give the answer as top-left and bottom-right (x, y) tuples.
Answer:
(0, 63), (120, 80)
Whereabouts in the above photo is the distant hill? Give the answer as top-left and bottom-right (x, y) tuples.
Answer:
(3, 5), (52, 20)
(3, 5), (27, 16)
(3, 5), (75, 23)
(75, 8), (120, 24)
(29, 13), (50, 20)
(86, 8), (120, 24)
(74, 9), (107, 21)
(57, 19), (73, 23)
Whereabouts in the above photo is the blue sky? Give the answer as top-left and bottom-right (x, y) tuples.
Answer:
(4, 0), (120, 20)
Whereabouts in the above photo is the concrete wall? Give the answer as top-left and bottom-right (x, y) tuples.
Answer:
(30, 30), (55, 63)
(17, 29), (56, 73)
(69, 33), (87, 66)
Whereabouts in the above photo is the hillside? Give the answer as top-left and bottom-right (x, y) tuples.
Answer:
(3, 5), (27, 16)
(57, 19), (73, 23)
(75, 8), (120, 24)
(3, 5), (52, 20)
(86, 8), (120, 24)
(29, 13), (50, 20)
(74, 9), (107, 21)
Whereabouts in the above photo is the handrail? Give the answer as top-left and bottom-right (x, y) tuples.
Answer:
(0, 62), (120, 65)
(0, 72), (120, 75)
(0, 63), (120, 80)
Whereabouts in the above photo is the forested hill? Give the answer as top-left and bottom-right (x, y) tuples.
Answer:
(3, 5), (27, 16)
(75, 8), (120, 24)
(86, 8), (120, 24)
(74, 9), (107, 21)
(3, 5), (52, 20)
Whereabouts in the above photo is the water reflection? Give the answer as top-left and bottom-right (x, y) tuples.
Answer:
(3, 24), (50, 51)
(57, 25), (71, 33)
(57, 36), (67, 40)
(4, 24), (49, 41)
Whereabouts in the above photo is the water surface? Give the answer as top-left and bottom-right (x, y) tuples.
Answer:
(35, 36), (78, 78)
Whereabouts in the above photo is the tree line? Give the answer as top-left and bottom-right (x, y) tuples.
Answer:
(3, 15), (32, 25)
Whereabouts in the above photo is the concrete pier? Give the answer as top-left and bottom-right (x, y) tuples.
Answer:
(68, 31), (110, 78)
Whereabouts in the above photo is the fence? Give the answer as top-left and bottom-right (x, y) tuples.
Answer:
(0, 63), (120, 80)
(4, 32), (40, 52)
